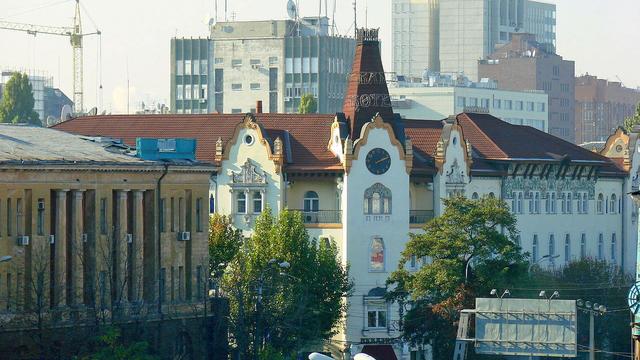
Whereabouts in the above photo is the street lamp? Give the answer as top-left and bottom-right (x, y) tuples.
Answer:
(528, 254), (560, 274)
(255, 258), (291, 360)
(577, 298), (607, 360)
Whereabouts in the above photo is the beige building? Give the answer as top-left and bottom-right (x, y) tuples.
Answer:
(0, 125), (215, 358)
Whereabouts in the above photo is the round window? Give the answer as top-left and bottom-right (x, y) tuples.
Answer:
(244, 134), (254, 145)
(452, 136), (457, 145)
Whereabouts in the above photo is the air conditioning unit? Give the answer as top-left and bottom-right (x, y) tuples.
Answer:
(37, 201), (45, 210)
(82, 233), (88, 243)
(199, 99), (206, 104)
(126, 234), (133, 243)
(179, 231), (191, 241)
(251, 64), (261, 70)
(49, 234), (55, 244)
(17, 236), (30, 246)
(284, 96), (292, 102)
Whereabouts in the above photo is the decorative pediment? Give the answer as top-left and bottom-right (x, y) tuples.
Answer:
(231, 160), (267, 185)
(446, 159), (465, 184)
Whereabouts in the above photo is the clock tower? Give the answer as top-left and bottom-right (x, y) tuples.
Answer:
(338, 28), (413, 359)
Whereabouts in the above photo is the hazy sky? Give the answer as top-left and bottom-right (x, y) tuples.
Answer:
(1, 0), (638, 114)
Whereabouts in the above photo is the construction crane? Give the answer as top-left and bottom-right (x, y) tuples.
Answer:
(0, 0), (100, 113)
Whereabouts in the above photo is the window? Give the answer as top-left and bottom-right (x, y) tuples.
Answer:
(231, 59), (242, 68)
(597, 193), (604, 214)
(268, 56), (278, 65)
(184, 85), (192, 99)
(178, 198), (184, 231)
(456, 96), (466, 107)
(517, 192), (523, 214)
(481, 98), (490, 108)
(196, 198), (203, 232)
(366, 300), (387, 329)
(184, 60), (192, 75)
(580, 234), (587, 258)
(505, 100), (513, 110)
(250, 83), (261, 90)
(364, 183), (392, 215)
(237, 192), (247, 214)
(598, 233), (604, 260)
(15, 198), (22, 234)
(611, 234), (617, 263)
(176, 85), (183, 100)
(493, 99), (501, 109)
(548, 234), (555, 263)
(252, 191), (263, 214)
(231, 83), (243, 91)
(526, 101), (535, 111)
(370, 237), (385, 271)
(6, 199), (11, 236)
(176, 60), (184, 75)
(37, 199), (45, 236)
(515, 101), (523, 110)
(581, 192), (588, 213)
(537, 102), (546, 112)
(471, 192), (479, 200)
(196, 266), (203, 300)
(214, 57), (223, 65)
(609, 194), (617, 214)
(303, 191), (319, 212)
(209, 194), (215, 214)
(159, 198), (165, 233)
(170, 197), (176, 232)
(564, 234), (570, 263)
(532, 235), (538, 262)
(159, 268), (166, 303)
(469, 97), (478, 106)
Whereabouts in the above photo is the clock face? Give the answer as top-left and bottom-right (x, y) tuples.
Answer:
(366, 148), (391, 175)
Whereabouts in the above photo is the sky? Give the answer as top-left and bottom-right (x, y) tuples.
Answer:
(1, 0), (639, 114)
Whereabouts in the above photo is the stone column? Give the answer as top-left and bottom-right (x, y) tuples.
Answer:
(132, 190), (144, 302)
(54, 189), (69, 307)
(116, 190), (129, 303)
(71, 190), (85, 306)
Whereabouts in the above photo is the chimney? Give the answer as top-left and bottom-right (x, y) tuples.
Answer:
(256, 100), (263, 114)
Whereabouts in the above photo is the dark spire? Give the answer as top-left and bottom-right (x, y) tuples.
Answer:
(342, 28), (394, 140)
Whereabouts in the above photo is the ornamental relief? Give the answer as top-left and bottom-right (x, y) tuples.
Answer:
(445, 159), (466, 185)
(229, 159), (267, 185)
(502, 176), (596, 199)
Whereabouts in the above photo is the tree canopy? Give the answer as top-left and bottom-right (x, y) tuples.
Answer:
(387, 196), (528, 357)
(220, 208), (352, 359)
(0, 72), (40, 125)
(624, 102), (640, 133)
(298, 94), (317, 114)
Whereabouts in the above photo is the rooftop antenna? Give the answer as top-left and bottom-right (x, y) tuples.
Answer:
(353, 0), (357, 37)
(331, 0), (336, 36)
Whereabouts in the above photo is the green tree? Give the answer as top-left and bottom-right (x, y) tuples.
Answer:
(0, 72), (40, 125)
(222, 208), (352, 359)
(82, 327), (157, 360)
(298, 94), (317, 114)
(209, 214), (243, 278)
(387, 196), (528, 358)
(624, 102), (640, 133)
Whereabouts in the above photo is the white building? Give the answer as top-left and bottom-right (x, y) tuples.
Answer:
(57, 29), (634, 360)
(389, 74), (549, 132)
(393, 0), (557, 80)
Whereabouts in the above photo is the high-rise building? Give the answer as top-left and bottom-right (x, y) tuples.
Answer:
(478, 33), (575, 142)
(393, 0), (556, 81)
(170, 18), (355, 115)
(392, 0), (440, 78)
(575, 74), (640, 144)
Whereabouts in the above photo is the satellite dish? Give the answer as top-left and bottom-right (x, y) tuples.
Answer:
(88, 107), (98, 116)
(628, 282), (640, 314)
(308, 353), (333, 360)
(354, 354), (377, 360)
(287, 0), (297, 19)
(46, 115), (58, 127)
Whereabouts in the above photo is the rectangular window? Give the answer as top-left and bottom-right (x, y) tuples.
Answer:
(252, 191), (262, 214)
(184, 60), (192, 75)
(178, 198), (184, 232)
(493, 99), (501, 109)
(178, 266), (184, 302)
(192, 60), (200, 75)
(515, 101), (523, 110)
(537, 102), (546, 112)
(170, 197), (175, 232)
(176, 85), (183, 100)
(526, 101), (535, 111)
(160, 268), (166, 303)
(231, 83), (243, 91)
(481, 98), (490, 108)
(564, 234), (570, 263)
(171, 266), (175, 302)
(37, 199), (45, 235)
(250, 83), (261, 90)
(581, 234), (587, 258)
(6, 199), (11, 236)
(200, 60), (208, 75)
(159, 198), (166, 233)
(505, 100), (513, 110)
(366, 301), (387, 329)
(196, 198), (203, 232)
(469, 97), (478, 107)
(250, 59), (261, 67)
(196, 265), (203, 300)
(231, 59), (242, 68)
(99, 198), (107, 234)
(214, 57), (223, 65)
(176, 60), (183, 76)
(456, 96), (466, 107)
(268, 56), (278, 65)
(611, 234), (617, 262)
(237, 193), (246, 214)
(231, 108), (242, 114)
(201, 85), (208, 99)
(185, 84), (192, 99)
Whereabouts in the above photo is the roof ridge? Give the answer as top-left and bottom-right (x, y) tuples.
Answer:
(458, 113), (508, 159)
(518, 123), (613, 162)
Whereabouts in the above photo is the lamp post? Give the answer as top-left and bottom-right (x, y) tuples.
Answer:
(255, 258), (290, 360)
(577, 299), (607, 360)
(528, 254), (560, 274)
(629, 190), (640, 360)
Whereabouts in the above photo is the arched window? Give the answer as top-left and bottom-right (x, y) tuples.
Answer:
(610, 194), (617, 214)
(488, 192), (495, 198)
(581, 193), (588, 214)
(472, 192), (479, 200)
(611, 233), (617, 263)
(252, 191), (263, 213)
(598, 233), (604, 260)
(564, 234), (570, 263)
(534, 192), (540, 213)
(517, 192), (523, 214)
(237, 192), (247, 214)
(548, 234), (555, 263)
(580, 233), (587, 258)
(566, 193), (572, 214)
(551, 192), (556, 213)
(369, 237), (385, 271)
(209, 194), (215, 214)
(597, 193), (604, 214)
(303, 191), (319, 212)
(364, 183), (392, 215)
(532, 235), (538, 262)
(560, 193), (566, 213)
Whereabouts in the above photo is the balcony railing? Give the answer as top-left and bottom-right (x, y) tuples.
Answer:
(410, 210), (434, 224)
(294, 210), (342, 224)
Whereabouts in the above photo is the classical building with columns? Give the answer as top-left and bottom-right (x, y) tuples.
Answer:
(0, 125), (223, 359)
(54, 29), (636, 360)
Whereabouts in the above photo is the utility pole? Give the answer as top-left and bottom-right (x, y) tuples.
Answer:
(577, 299), (607, 360)
(589, 311), (595, 360)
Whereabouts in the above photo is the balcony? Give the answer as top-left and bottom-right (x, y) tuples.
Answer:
(410, 210), (434, 225)
(294, 210), (342, 224)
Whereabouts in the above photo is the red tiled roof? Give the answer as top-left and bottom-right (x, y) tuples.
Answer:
(52, 113), (341, 170)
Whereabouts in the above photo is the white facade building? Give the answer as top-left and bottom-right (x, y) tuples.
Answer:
(389, 75), (549, 132)
(58, 29), (633, 360)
